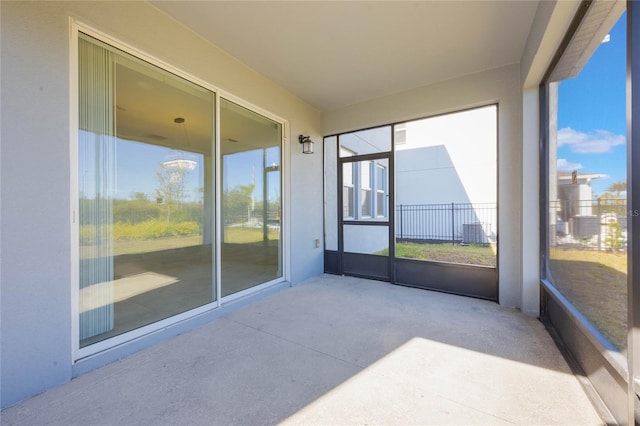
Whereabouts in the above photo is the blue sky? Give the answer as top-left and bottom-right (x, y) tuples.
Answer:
(81, 137), (281, 205)
(557, 12), (626, 196)
(116, 139), (204, 201)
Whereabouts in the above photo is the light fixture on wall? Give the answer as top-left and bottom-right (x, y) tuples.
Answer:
(298, 135), (314, 154)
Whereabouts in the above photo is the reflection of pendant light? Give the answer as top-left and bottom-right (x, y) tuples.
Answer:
(163, 117), (197, 172)
(162, 158), (197, 172)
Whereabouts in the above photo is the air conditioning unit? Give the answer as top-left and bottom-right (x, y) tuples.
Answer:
(463, 222), (488, 245)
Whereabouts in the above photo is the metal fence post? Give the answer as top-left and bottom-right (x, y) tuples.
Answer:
(451, 202), (455, 245)
(399, 204), (403, 240)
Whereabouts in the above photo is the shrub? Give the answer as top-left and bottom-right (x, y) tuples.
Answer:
(79, 225), (97, 245)
(80, 220), (201, 244)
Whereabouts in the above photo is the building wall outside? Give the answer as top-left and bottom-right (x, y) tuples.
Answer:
(396, 146), (471, 205)
(0, 1), (322, 408)
(395, 146), (497, 244)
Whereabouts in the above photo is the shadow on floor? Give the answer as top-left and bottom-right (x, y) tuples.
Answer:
(4, 275), (602, 425)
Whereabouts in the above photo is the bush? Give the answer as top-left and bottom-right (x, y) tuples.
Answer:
(79, 225), (98, 245)
(80, 220), (201, 244)
(604, 222), (624, 251)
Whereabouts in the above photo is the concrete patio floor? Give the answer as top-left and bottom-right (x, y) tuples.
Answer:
(2, 274), (602, 425)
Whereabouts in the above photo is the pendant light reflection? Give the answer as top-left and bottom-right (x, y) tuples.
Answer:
(163, 116), (197, 182)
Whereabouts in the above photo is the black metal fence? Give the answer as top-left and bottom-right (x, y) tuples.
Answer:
(396, 203), (497, 245)
(223, 206), (281, 232)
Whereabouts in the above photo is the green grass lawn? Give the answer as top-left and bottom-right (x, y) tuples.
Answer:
(81, 226), (280, 258)
(109, 235), (203, 257)
(380, 242), (497, 267)
(224, 226), (280, 244)
(549, 247), (627, 350)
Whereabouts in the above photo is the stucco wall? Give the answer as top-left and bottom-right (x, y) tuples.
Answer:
(323, 64), (524, 308)
(1, 1), (322, 408)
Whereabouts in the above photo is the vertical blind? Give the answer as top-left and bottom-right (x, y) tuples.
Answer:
(78, 35), (116, 340)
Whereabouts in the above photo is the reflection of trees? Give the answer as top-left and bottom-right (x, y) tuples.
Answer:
(254, 198), (281, 221)
(223, 184), (254, 224)
(79, 193), (204, 245)
(222, 185), (282, 227)
(600, 181), (626, 201)
(79, 170), (204, 244)
(155, 164), (190, 222)
(606, 181), (626, 196)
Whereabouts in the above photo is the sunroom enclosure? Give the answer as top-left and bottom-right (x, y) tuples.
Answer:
(324, 106), (498, 300)
(6, 1), (640, 422)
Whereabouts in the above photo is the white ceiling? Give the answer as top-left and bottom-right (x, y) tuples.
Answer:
(150, 1), (539, 112)
(113, 57), (279, 156)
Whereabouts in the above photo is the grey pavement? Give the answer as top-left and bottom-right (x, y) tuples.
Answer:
(1, 274), (602, 425)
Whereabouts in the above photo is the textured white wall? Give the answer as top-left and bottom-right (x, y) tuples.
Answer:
(521, 88), (540, 316)
(1, 1), (321, 408)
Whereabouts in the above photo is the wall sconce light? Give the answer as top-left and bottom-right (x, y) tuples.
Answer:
(298, 135), (314, 154)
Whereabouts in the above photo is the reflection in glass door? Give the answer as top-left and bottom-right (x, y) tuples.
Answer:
(77, 33), (287, 352)
(78, 34), (215, 348)
(220, 99), (283, 297)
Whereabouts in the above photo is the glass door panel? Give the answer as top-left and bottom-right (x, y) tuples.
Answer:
(338, 125), (392, 281)
(220, 99), (282, 297)
(79, 34), (215, 347)
(342, 159), (389, 222)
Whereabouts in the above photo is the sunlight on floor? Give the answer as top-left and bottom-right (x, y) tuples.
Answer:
(79, 272), (179, 313)
(281, 337), (599, 425)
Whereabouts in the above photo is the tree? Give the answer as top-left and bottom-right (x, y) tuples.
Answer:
(605, 181), (627, 198)
(223, 184), (254, 225)
(155, 163), (190, 222)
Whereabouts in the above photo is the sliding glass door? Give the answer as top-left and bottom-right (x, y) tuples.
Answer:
(77, 34), (285, 351)
(78, 35), (216, 347)
(78, 34), (216, 347)
(220, 99), (283, 297)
